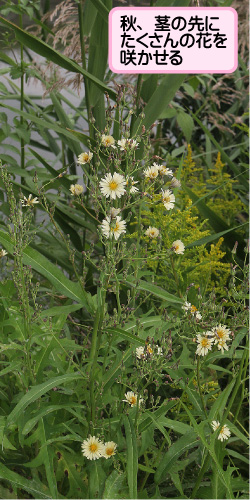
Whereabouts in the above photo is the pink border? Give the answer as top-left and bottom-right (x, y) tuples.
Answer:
(108, 7), (238, 74)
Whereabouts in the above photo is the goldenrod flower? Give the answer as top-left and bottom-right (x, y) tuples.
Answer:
(81, 436), (104, 460)
(99, 173), (126, 199)
(77, 151), (93, 164)
(145, 227), (159, 238)
(101, 134), (116, 148)
(123, 391), (143, 407)
(70, 184), (84, 196)
(102, 441), (117, 459)
(196, 334), (214, 356)
(172, 240), (185, 254)
(21, 194), (39, 207)
(101, 216), (126, 240)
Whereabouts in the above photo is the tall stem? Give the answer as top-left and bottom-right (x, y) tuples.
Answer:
(197, 357), (208, 419)
(78, 0), (93, 139)
(19, 7), (25, 183)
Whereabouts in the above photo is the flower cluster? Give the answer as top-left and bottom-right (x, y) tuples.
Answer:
(82, 436), (117, 461)
(211, 421), (231, 441)
(182, 301), (202, 321)
(136, 343), (163, 359)
(196, 324), (231, 356)
(123, 391), (143, 407)
(143, 162), (173, 180)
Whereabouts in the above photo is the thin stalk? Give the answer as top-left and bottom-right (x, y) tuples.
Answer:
(131, 203), (142, 308)
(19, 7), (25, 182)
(223, 338), (249, 423)
(190, 452), (210, 499)
(130, 74), (143, 134)
(170, 255), (183, 298)
(197, 357), (208, 419)
(78, 0), (93, 138)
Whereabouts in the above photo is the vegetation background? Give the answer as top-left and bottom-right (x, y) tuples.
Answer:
(0, 0), (248, 498)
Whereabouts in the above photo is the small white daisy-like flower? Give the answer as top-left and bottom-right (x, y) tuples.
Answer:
(182, 301), (191, 312)
(101, 134), (116, 148)
(156, 345), (163, 355)
(157, 164), (173, 177)
(211, 420), (220, 431)
(117, 138), (138, 151)
(145, 227), (159, 239)
(126, 177), (139, 194)
(162, 189), (175, 210)
(196, 334), (214, 356)
(99, 173), (126, 200)
(21, 194), (39, 207)
(211, 421), (231, 441)
(143, 165), (159, 180)
(123, 391), (143, 407)
(101, 216), (126, 241)
(77, 151), (93, 164)
(81, 436), (104, 460)
(211, 324), (231, 344)
(136, 346), (145, 359)
(217, 339), (229, 354)
(170, 177), (181, 189)
(70, 184), (84, 196)
(0, 249), (7, 258)
(102, 441), (117, 459)
(172, 240), (185, 255)
(190, 305), (202, 320)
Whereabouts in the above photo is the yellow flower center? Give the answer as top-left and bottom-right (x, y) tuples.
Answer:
(112, 222), (119, 233)
(109, 181), (118, 190)
(90, 444), (98, 452)
(174, 244), (179, 251)
(163, 196), (170, 203)
(191, 305), (197, 313)
(201, 338), (209, 347)
(130, 396), (137, 405)
(106, 447), (114, 456)
(217, 329), (224, 338)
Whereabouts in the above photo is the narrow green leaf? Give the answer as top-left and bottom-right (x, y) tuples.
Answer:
(103, 471), (129, 499)
(124, 277), (183, 304)
(209, 379), (235, 421)
(0, 16), (116, 99)
(7, 373), (83, 426)
(105, 327), (144, 346)
(0, 463), (50, 499)
(0, 230), (93, 310)
(123, 415), (138, 499)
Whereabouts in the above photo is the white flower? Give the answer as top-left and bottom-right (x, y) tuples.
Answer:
(102, 441), (117, 459)
(182, 302), (201, 320)
(217, 339), (229, 354)
(81, 436), (104, 460)
(211, 325), (231, 344)
(170, 177), (181, 188)
(182, 301), (191, 312)
(126, 177), (139, 194)
(70, 184), (84, 196)
(162, 189), (175, 210)
(156, 345), (163, 355)
(136, 346), (145, 359)
(196, 334), (214, 356)
(123, 391), (143, 407)
(143, 165), (159, 180)
(211, 421), (231, 441)
(0, 249), (7, 258)
(172, 240), (185, 255)
(101, 216), (126, 240)
(157, 164), (173, 177)
(101, 134), (116, 148)
(21, 194), (39, 207)
(145, 227), (159, 239)
(77, 151), (93, 164)
(99, 173), (126, 199)
(117, 138), (138, 151)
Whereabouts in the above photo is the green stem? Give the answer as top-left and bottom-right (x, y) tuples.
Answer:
(197, 357), (208, 419)
(190, 452), (210, 499)
(19, 8), (25, 183)
(224, 338), (249, 423)
(78, 0), (93, 138)
(170, 255), (183, 298)
(131, 203), (142, 309)
(130, 74), (143, 134)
